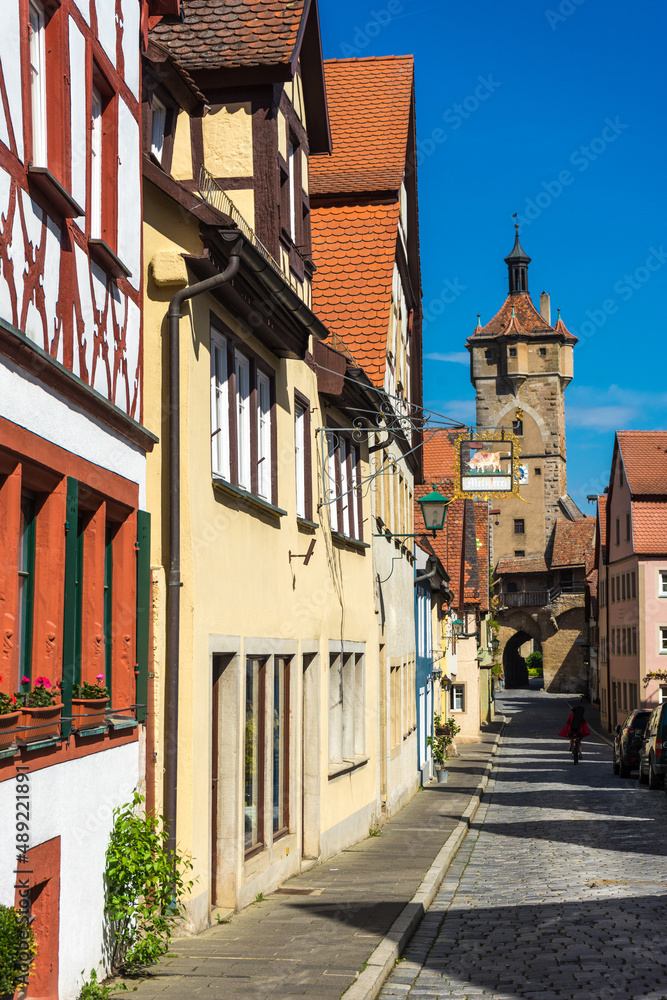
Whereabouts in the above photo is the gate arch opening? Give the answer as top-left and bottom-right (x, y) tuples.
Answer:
(503, 631), (542, 689)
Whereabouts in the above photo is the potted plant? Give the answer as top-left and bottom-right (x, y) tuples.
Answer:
(0, 680), (22, 751)
(72, 675), (109, 731)
(19, 676), (63, 743)
(427, 731), (452, 783)
(0, 903), (37, 999)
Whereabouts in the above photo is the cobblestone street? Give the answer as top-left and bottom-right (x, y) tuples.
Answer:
(380, 689), (667, 1000)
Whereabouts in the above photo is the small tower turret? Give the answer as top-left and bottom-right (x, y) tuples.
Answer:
(504, 223), (531, 295)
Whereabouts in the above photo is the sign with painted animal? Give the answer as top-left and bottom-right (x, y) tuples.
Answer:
(453, 434), (523, 500)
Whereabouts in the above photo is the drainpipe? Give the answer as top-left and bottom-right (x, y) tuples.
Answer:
(414, 564), (438, 587)
(164, 240), (242, 856)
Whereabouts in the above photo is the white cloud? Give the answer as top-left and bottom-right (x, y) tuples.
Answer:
(567, 405), (636, 431)
(425, 398), (476, 424)
(425, 352), (470, 365)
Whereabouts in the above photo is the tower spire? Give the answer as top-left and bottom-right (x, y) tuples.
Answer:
(504, 220), (531, 295)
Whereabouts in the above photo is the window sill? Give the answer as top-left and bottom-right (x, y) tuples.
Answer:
(28, 165), (84, 219)
(107, 715), (138, 730)
(331, 532), (370, 552)
(244, 842), (265, 861)
(75, 724), (109, 738)
(19, 735), (63, 753)
(88, 238), (132, 280)
(212, 477), (287, 518)
(328, 754), (369, 780)
(297, 517), (318, 532)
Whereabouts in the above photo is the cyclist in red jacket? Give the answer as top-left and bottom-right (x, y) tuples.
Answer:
(559, 704), (590, 755)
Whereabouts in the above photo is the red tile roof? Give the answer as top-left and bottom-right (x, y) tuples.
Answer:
(310, 56), (414, 196)
(632, 501), (667, 555)
(550, 518), (596, 568)
(311, 202), (398, 387)
(596, 494), (607, 565)
(467, 293), (577, 343)
(496, 556), (548, 574)
(422, 428), (463, 480)
(617, 431), (667, 496)
(149, 0), (305, 71)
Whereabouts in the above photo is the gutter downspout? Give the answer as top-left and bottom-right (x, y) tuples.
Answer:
(165, 240), (242, 856)
(414, 565), (438, 587)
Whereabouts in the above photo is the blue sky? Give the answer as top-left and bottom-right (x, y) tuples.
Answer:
(318, 0), (667, 513)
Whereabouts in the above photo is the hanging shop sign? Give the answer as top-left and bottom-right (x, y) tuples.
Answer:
(452, 431), (523, 500)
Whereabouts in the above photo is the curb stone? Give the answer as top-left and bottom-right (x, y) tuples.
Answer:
(339, 716), (507, 1000)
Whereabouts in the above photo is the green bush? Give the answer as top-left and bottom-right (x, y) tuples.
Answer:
(526, 651), (543, 672)
(0, 904), (37, 994)
(105, 792), (194, 974)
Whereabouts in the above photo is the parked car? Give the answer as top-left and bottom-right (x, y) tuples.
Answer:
(638, 702), (667, 789)
(613, 709), (651, 777)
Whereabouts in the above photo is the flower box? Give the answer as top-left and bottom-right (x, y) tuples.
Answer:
(72, 697), (108, 731)
(19, 702), (63, 742)
(0, 710), (22, 750)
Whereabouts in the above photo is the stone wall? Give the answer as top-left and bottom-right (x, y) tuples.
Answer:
(497, 592), (588, 693)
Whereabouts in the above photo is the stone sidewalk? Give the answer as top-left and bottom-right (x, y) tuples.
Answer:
(113, 721), (504, 1000)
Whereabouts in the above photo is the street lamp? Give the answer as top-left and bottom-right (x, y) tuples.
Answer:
(417, 490), (449, 534)
(490, 636), (500, 653)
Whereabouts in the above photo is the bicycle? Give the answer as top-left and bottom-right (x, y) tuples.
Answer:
(569, 730), (582, 765)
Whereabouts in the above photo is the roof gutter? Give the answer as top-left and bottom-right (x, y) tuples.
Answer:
(164, 239), (242, 858)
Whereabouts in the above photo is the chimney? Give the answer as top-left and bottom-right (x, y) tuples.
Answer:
(540, 291), (551, 325)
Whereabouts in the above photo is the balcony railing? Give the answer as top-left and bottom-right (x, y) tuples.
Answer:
(500, 583), (587, 608)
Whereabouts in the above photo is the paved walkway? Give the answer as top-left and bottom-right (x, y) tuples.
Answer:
(379, 688), (667, 1000)
(115, 722), (503, 1000)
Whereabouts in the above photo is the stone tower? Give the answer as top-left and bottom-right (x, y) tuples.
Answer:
(466, 227), (578, 553)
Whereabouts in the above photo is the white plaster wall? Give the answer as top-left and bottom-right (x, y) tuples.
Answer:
(96, 0), (117, 67)
(117, 100), (140, 288)
(0, 355), (147, 506)
(121, 0), (141, 100)
(71, 0), (90, 24)
(0, 4), (24, 160)
(69, 18), (88, 219)
(0, 743), (139, 1000)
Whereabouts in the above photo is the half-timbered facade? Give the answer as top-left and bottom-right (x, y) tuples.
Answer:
(0, 2), (155, 998)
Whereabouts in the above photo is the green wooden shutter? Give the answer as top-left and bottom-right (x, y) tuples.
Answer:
(61, 478), (79, 738)
(135, 510), (151, 724)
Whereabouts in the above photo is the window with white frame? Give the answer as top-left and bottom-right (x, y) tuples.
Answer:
(288, 138), (297, 242)
(294, 398), (310, 520)
(325, 429), (362, 541)
(660, 685), (667, 704)
(29, 0), (47, 166)
(661, 627), (667, 654)
(328, 650), (365, 769)
(450, 684), (465, 713)
(151, 97), (167, 162)
(660, 571), (667, 597)
(256, 372), (271, 501)
(210, 331), (230, 480)
(210, 327), (275, 501)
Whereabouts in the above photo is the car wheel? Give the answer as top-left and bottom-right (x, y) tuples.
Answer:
(619, 760), (632, 778)
(639, 760), (649, 785)
(648, 760), (663, 790)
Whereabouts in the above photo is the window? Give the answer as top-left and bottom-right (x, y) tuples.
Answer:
(539, 347), (546, 356)
(611, 630), (615, 655)
(17, 496), (36, 686)
(632, 626), (637, 656)
(210, 332), (230, 480)
(660, 686), (667, 705)
(660, 571), (667, 597)
(611, 576), (616, 602)
(626, 512), (631, 541)
(325, 429), (362, 541)
(623, 682), (628, 711)
(450, 685), (465, 712)
(90, 87), (103, 239)
(514, 550), (525, 558)
(151, 97), (167, 162)
(631, 571), (636, 599)
(622, 575), (626, 601)
(328, 651), (365, 769)
(390, 661), (401, 749)
(660, 627), (667, 653)
(509, 347), (517, 358)
(257, 372), (271, 501)
(507, 582), (517, 593)
(29, 1), (47, 166)
(601, 636), (607, 665)
(272, 657), (290, 836)
(235, 350), (251, 491)
(245, 656), (266, 853)
(288, 138), (297, 242)
(512, 418), (523, 436)
(103, 524), (113, 694)
(535, 467), (541, 476)
(622, 629), (627, 656)
(294, 397), (311, 520)
(615, 518), (620, 546)
(514, 519), (525, 534)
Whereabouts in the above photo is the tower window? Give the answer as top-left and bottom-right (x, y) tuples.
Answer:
(514, 550), (525, 558)
(508, 347), (517, 357)
(535, 468), (541, 476)
(484, 349), (494, 360)
(512, 418), (523, 436)
(539, 348), (546, 356)
(514, 519), (525, 534)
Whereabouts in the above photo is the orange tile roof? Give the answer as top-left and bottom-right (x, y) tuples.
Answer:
(464, 501), (489, 610)
(467, 293), (577, 342)
(632, 501), (667, 555)
(150, 0), (305, 70)
(596, 495), (607, 565)
(422, 428), (463, 479)
(496, 556), (549, 574)
(311, 202), (398, 387)
(617, 431), (667, 496)
(310, 56), (414, 196)
(550, 518), (596, 568)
